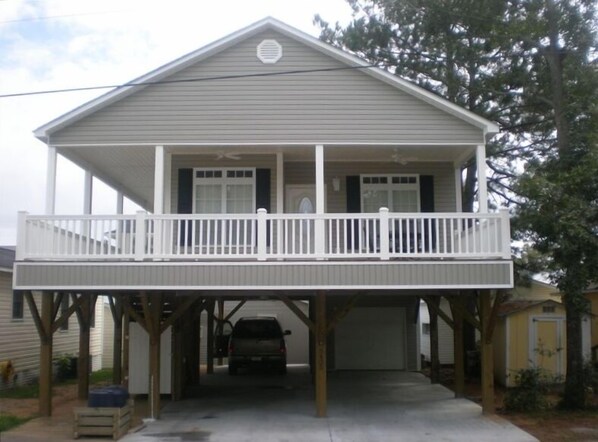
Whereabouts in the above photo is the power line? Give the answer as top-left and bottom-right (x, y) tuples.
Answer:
(0, 64), (383, 99)
(0, 9), (129, 24)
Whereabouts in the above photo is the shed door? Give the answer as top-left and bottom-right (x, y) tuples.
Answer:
(335, 307), (406, 370)
(530, 317), (565, 379)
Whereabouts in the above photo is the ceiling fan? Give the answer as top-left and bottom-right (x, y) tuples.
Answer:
(214, 151), (241, 161)
(391, 148), (417, 165)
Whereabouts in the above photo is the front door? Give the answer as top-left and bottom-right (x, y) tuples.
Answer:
(285, 185), (323, 254)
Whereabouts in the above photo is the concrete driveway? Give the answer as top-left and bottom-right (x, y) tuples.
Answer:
(122, 366), (537, 442)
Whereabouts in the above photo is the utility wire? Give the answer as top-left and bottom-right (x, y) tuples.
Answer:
(0, 64), (383, 99)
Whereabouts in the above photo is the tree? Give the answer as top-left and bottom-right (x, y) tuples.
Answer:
(501, 0), (598, 409)
(317, 0), (598, 408)
(315, 0), (529, 210)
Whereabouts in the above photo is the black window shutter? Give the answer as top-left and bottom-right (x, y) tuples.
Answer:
(419, 175), (435, 250)
(255, 169), (271, 212)
(177, 168), (193, 245)
(419, 175), (435, 212)
(346, 176), (361, 250)
(256, 169), (271, 246)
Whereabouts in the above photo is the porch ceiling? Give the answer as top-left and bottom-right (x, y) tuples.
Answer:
(57, 143), (476, 211)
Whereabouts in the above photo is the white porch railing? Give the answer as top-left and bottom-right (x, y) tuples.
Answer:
(16, 209), (511, 261)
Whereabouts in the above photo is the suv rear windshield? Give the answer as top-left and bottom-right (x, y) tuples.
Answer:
(233, 319), (282, 339)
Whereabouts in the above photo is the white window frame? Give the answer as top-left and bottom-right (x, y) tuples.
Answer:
(192, 168), (256, 214)
(360, 174), (420, 213)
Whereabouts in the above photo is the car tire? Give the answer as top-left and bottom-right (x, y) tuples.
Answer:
(228, 363), (238, 375)
(278, 364), (287, 375)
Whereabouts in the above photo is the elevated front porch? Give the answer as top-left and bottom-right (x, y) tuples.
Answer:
(13, 210), (513, 291)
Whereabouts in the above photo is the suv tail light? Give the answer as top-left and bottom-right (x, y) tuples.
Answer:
(228, 343), (234, 355)
(279, 339), (286, 354)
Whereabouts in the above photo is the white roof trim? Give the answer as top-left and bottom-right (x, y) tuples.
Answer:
(34, 17), (499, 141)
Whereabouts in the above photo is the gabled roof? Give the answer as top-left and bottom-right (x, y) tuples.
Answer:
(34, 17), (499, 142)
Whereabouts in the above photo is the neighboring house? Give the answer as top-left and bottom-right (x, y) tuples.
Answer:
(0, 246), (105, 390)
(102, 301), (115, 370)
(13, 18), (512, 416)
(419, 280), (591, 387)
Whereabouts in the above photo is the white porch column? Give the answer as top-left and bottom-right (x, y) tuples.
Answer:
(454, 164), (463, 212)
(153, 145), (165, 256)
(315, 145), (325, 256)
(315, 145), (324, 214)
(476, 144), (488, 213)
(116, 191), (124, 214)
(83, 171), (93, 214)
(276, 152), (284, 214)
(163, 150), (172, 214)
(45, 146), (57, 215)
(153, 145), (165, 214)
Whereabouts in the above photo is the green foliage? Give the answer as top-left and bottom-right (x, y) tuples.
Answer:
(90, 368), (113, 385)
(53, 354), (77, 381)
(504, 367), (554, 412)
(0, 414), (29, 432)
(0, 383), (38, 399)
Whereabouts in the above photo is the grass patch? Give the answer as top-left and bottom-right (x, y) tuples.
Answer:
(0, 414), (30, 432)
(0, 384), (38, 399)
(90, 368), (113, 385)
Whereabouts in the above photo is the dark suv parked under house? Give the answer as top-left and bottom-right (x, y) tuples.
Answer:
(228, 316), (291, 375)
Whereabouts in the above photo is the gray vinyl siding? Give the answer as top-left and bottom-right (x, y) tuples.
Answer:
(0, 272), (105, 389)
(49, 31), (483, 146)
(14, 261), (513, 291)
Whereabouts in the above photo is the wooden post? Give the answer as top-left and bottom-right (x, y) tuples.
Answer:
(172, 315), (183, 401)
(217, 298), (224, 366)
(426, 297), (441, 384)
(109, 295), (124, 385)
(148, 294), (162, 420)
(40, 292), (54, 417)
(480, 290), (495, 414)
(76, 294), (94, 400)
(207, 300), (215, 375)
(315, 291), (327, 417)
(122, 298), (130, 389)
(449, 296), (465, 398)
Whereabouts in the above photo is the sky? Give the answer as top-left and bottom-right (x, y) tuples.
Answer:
(0, 0), (354, 245)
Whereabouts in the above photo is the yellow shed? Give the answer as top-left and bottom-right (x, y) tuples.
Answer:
(585, 290), (598, 360)
(494, 300), (566, 387)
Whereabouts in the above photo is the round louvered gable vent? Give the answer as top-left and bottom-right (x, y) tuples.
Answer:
(257, 39), (282, 64)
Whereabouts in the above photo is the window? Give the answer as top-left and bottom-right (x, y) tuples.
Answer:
(60, 296), (69, 331)
(12, 291), (24, 320)
(361, 175), (419, 213)
(422, 323), (431, 335)
(193, 168), (255, 214)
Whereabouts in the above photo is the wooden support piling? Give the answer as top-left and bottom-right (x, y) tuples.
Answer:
(207, 300), (215, 375)
(39, 291), (53, 417)
(315, 291), (327, 418)
(449, 296), (465, 398)
(480, 290), (495, 414)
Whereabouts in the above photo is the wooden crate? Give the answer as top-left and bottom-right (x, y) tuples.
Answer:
(73, 399), (133, 440)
